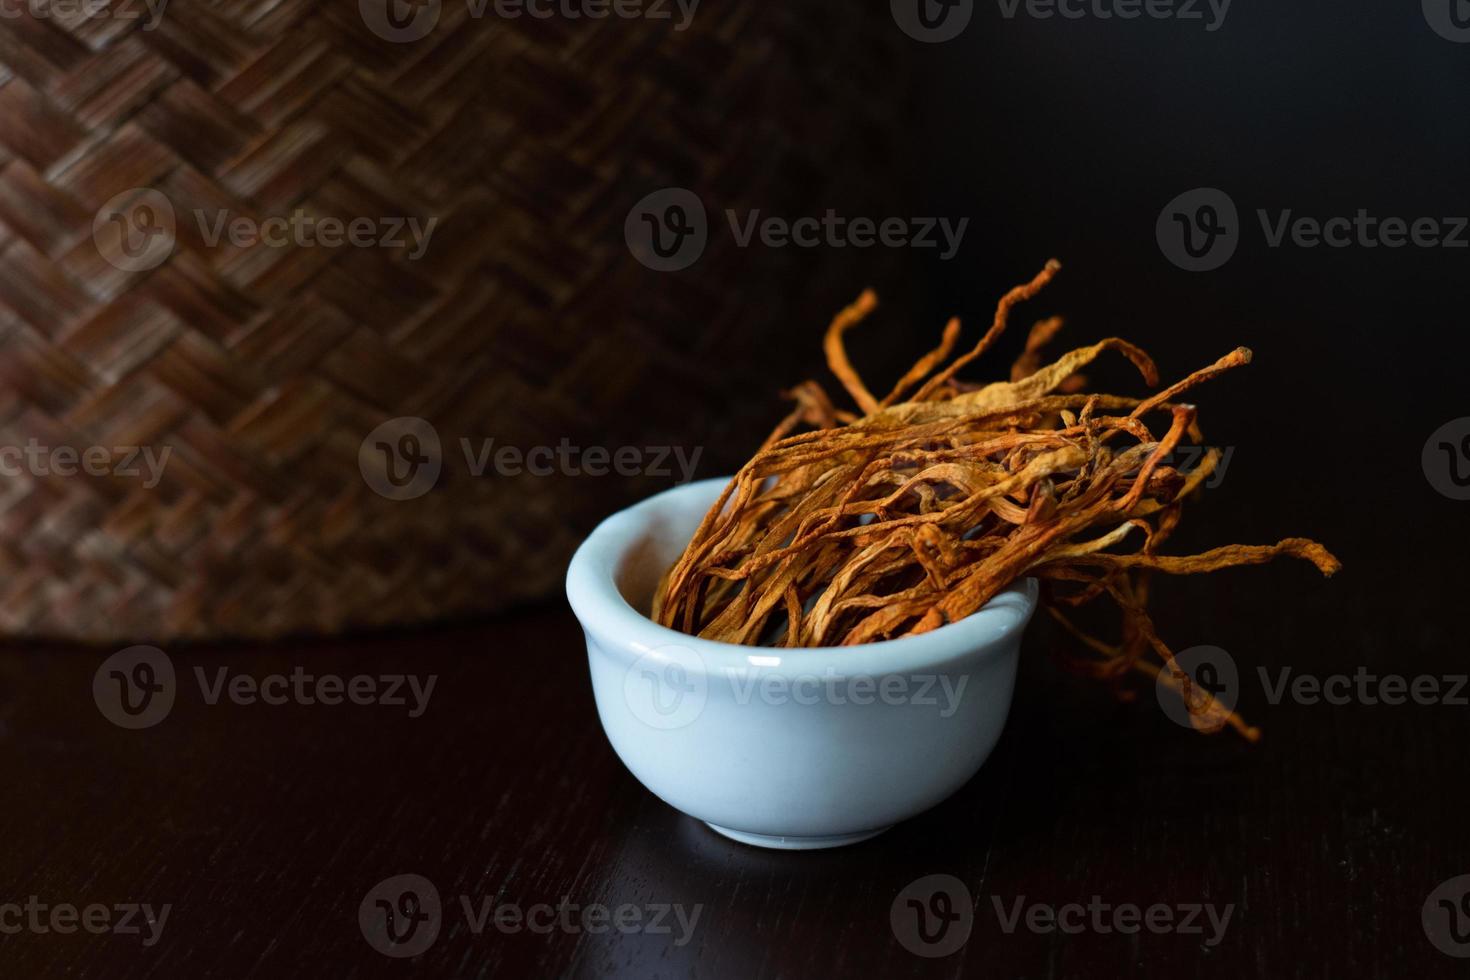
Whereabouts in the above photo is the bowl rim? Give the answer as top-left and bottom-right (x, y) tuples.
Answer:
(566, 476), (1039, 676)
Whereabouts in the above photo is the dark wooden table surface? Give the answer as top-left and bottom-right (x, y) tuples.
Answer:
(2, 477), (1465, 980)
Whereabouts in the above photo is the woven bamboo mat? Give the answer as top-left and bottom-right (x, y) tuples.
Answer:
(0, 0), (909, 641)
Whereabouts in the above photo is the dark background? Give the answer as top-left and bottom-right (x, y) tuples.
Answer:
(6, 1), (1469, 977)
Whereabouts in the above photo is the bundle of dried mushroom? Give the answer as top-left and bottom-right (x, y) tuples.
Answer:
(652, 261), (1339, 738)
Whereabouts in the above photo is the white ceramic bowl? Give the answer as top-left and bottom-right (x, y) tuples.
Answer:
(566, 477), (1038, 850)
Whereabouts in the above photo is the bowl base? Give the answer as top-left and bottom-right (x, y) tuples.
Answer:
(704, 823), (891, 850)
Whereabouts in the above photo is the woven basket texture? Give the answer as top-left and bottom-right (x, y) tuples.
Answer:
(0, 0), (911, 641)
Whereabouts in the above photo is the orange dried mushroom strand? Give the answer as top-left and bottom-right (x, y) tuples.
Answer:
(653, 261), (1340, 739)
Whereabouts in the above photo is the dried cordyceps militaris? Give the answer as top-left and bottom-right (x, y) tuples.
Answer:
(652, 261), (1340, 739)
